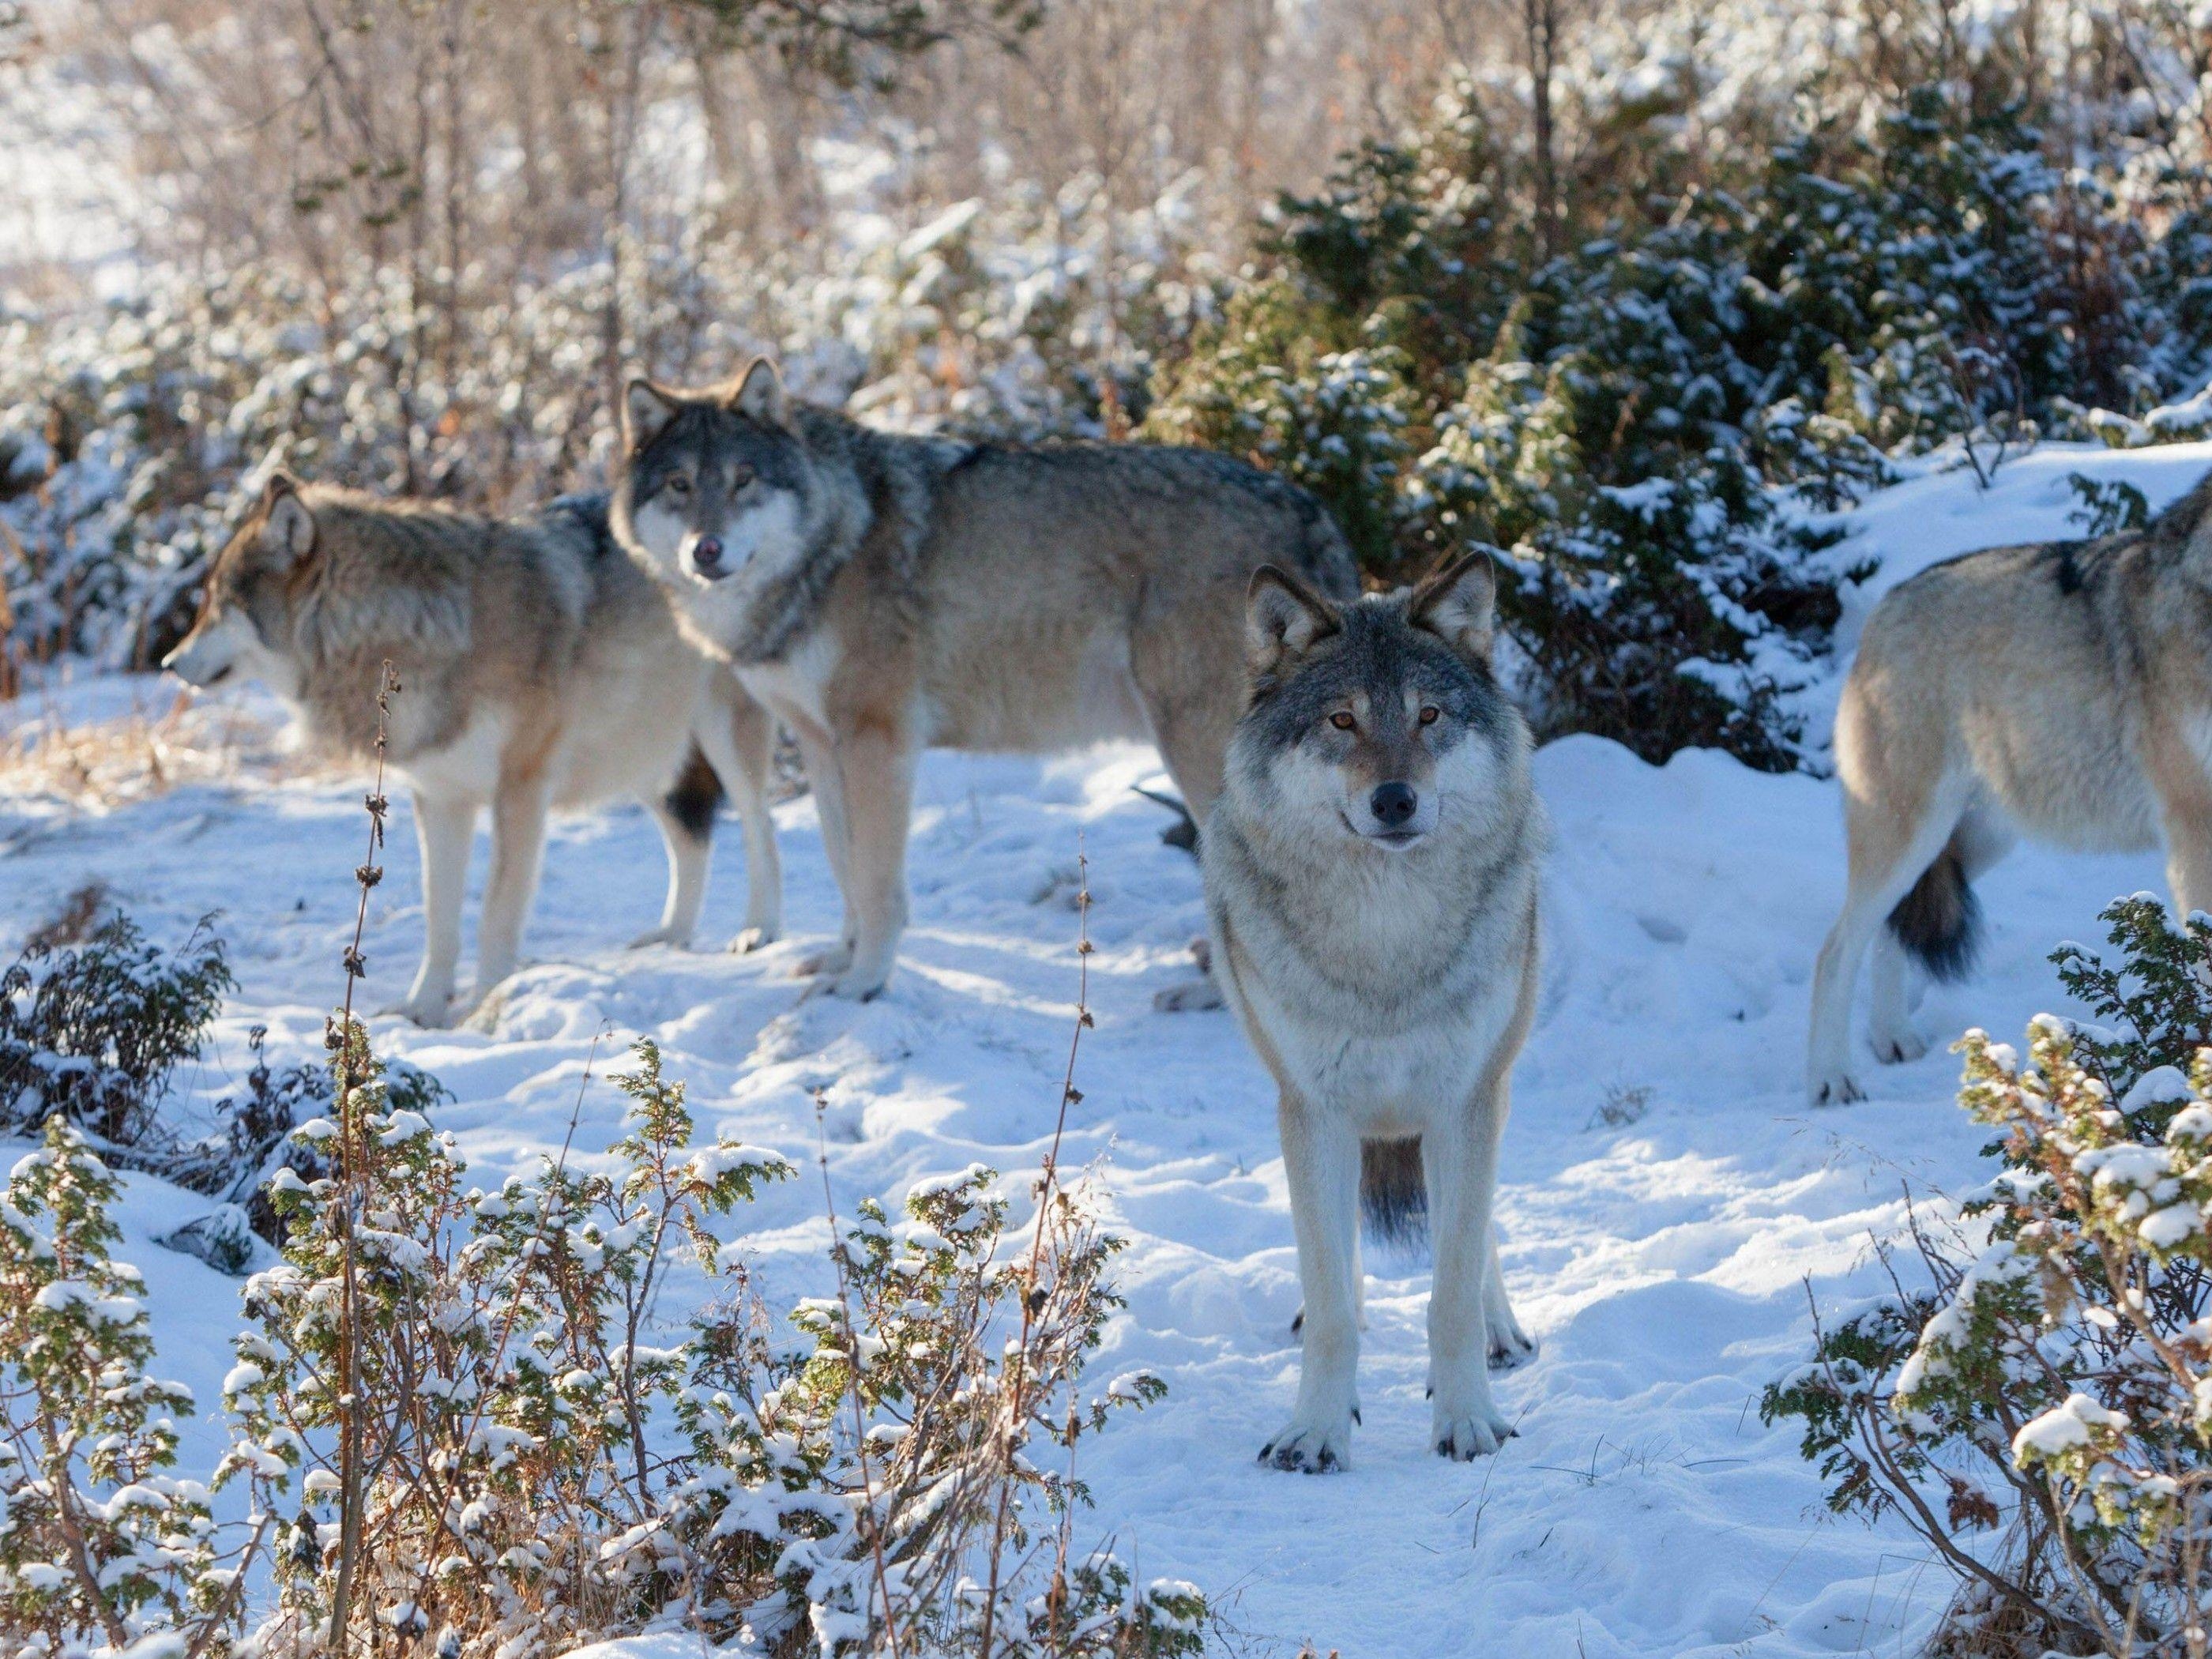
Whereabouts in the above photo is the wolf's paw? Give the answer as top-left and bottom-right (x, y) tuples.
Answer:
(1808, 1067), (1864, 1108)
(1487, 1319), (1537, 1371)
(1153, 976), (1223, 1014)
(825, 964), (890, 1001)
(792, 939), (855, 979)
(626, 924), (694, 950)
(728, 923), (779, 954)
(382, 993), (457, 1028)
(1431, 1401), (1516, 1461)
(459, 991), (506, 1034)
(1872, 1027), (1929, 1064)
(1258, 1416), (1352, 1474)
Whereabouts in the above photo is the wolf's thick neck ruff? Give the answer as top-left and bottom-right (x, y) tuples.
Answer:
(700, 415), (958, 668)
(1218, 796), (1537, 1001)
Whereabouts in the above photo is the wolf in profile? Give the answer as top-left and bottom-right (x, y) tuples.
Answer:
(1808, 469), (2212, 1105)
(164, 473), (782, 1024)
(1202, 551), (1542, 1470)
(609, 359), (1359, 1001)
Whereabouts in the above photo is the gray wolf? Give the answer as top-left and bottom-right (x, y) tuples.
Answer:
(1202, 551), (1542, 1470)
(1808, 468), (2212, 1105)
(609, 359), (1359, 1001)
(164, 473), (782, 1025)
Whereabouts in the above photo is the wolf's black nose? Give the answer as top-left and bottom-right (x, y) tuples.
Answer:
(1371, 782), (1417, 826)
(692, 536), (724, 575)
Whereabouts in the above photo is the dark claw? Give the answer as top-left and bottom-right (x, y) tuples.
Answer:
(1260, 1437), (1341, 1473)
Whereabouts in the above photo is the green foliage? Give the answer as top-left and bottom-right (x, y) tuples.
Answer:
(1148, 72), (2210, 772)
(222, 1027), (800, 1654)
(0, 915), (233, 1145)
(0, 1008), (1203, 1656)
(1765, 901), (2212, 1654)
(1145, 279), (1416, 570)
(2067, 474), (2153, 538)
(0, 1119), (229, 1653)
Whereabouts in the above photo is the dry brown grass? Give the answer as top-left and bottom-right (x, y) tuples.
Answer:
(0, 686), (322, 811)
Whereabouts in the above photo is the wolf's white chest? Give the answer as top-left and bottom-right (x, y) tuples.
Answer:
(394, 705), (511, 800)
(1224, 942), (1516, 1135)
(737, 627), (841, 735)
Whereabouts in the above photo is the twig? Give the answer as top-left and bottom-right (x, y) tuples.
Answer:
(815, 1091), (906, 1658)
(976, 834), (1093, 1658)
(326, 659), (398, 1657)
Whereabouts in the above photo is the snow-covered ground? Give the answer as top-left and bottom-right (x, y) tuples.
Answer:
(4, 441), (2207, 1658)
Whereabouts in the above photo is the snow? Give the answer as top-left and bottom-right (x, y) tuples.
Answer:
(2013, 1393), (2130, 1462)
(3, 441), (2210, 1656)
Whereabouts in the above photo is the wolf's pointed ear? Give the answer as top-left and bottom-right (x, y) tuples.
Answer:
(727, 357), (789, 427)
(259, 474), (317, 565)
(624, 378), (681, 453)
(1246, 566), (1339, 676)
(1409, 550), (1496, 664)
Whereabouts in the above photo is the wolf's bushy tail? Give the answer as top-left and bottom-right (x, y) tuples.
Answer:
(664, 746), (724, 841)
(1361, 1137), (1425, 1247)
(1885, 832), (1982, 981)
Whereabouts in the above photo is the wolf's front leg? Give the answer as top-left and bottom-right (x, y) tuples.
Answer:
(393, 792), (475, 1026)
(1426, 1092), (1516, 1459)
(1261, 1099), (1361, 1473)
(822, 724), (915, 1000)
(791, 727), (858, 979)
(696, 682), (783, 952)
(475, 768), (552, 1001)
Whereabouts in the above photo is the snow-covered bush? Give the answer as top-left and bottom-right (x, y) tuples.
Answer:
(0, 999), (1202, 1656)
(0, 1118), (242, 1653)
(0, 913), (233, 1146)
(223, 1025), (800, 1654)
(1148, 63), (2212, 771)
(713, 1163), (1200, 1657)
(1764, 898), (2212, 1656)
(0, 915), (441, 1248)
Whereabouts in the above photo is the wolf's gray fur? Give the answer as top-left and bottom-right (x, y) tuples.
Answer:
(164, 475), (782, 1025)
(1202, 552), (1543, 1471)
(610, 358), (1358, 1000)
(1808, 468), (2212, 1104)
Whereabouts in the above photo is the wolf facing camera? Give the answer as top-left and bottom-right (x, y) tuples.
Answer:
(164, 474), (783, 1025)
(1807, 469), (2212, 1105)
(1202, 551), (1544, 1471)
(609, 357), (1360, 1001)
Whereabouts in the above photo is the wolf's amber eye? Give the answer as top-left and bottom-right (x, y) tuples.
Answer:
(667, 475), (692, 497)
(1329, 711), (1356, 731)
(1419, 705), (1440, 725)
(732, 465), (755, 489)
